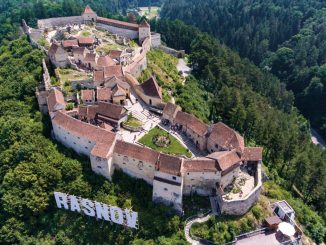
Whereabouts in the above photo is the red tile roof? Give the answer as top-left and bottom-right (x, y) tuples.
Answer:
(83, 5), (96, 15)
(114, 140), (160, 165)
(87, 105), (98, 120)
(94, 70), (104, 82)
(52, 111), (116, 145)
(91, 143), (113, 158)
(163, 102), (181, 119)
(78, 37), (95, 45)
(157, 154), (182, 176)
(78, 105), (98, 120)
(85, 53), (96, 62)
(105, 76), (130, 90)
(208, 122), (245, 153)
(206, 150), (241, 172)
(139, 19), (150, 28)
(108, 50), (123, 59)
(97, 102), (126, 120)
(139, 76), (162, 99)
(73, 47), (86, 55)
(175, 111), (208, 136)
(183, 158), (217, 172)
(104, 65), (123, 78)
(97, 55), (115, 68)
(112, 84), (126, 97)
(47, 88), (65, 112)
(62, 39), (78, 48)
(97, 87), (112, 101)
(81, 89), (95, 101)
(48, 43), (59, 56)
(97, 17), (139, 31)
(78, 105), (88, 117)
(242, 147), (263, 162)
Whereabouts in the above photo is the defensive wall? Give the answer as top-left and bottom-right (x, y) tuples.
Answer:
(217, 163), (262, 215)
(35, 59), (52, 114)
(159, 45), (185, 58)
(37, 16), (83, 29)
(96, 22), (138, 40)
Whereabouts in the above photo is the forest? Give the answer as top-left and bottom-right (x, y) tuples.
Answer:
(160, 0), (326, 140)
(151, 19), (326, 242)
(0, 0), (325, 243)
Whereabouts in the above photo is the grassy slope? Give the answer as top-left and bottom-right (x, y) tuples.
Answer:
(139, 49), (183, 103)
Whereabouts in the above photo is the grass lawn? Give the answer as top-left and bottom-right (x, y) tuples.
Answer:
(138, 126), (192, 157)
(57, 68), (90, 83)
(124, 115), (143, 128)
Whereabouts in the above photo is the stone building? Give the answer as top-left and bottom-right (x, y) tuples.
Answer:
(162, 102), (181, 123)
(50, 95), (263, 215)
(81, 89), (95, 104)
(139, 20), (151, 44)
(48, 43), (69, 68)
(136, 76), (163, 108)
(174, 111), (208, 151)
(82, 5), (97, 23)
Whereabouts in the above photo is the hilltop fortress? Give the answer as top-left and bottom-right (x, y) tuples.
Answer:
(25, 6), (263, 215)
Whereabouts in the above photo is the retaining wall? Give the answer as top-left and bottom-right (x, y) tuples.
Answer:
(218, 163), (262, 215)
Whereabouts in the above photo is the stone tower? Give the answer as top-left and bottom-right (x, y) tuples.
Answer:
(138, 19), (151, 44)
(82, 5), (97, 23)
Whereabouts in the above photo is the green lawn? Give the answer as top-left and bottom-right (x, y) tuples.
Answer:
(124, 115), (143, 128)
(138, 126), (192, 157)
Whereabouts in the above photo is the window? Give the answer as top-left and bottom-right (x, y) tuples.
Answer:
(164, 188), (168, 191)
(97, 166), (102, 169)
(172, 176), (176, 180)
(215, 144), (218, 148)
(67, 132), (70, 135)
(85, 146), (88, 149)
(73, 142), (76, 144)
(123, 162), (126, 165)
(77, 137), (80, 139)
(187, 173), (189, 175)
(89, 141), (91, 144)
(96, 157), (101, 161)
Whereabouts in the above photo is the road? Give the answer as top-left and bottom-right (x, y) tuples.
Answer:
(311, 128), (326, 149)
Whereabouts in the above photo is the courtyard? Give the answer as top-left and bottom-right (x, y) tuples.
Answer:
(138, 126), (192, 158)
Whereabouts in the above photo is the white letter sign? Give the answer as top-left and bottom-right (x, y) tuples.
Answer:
(54, 192), (138, 229)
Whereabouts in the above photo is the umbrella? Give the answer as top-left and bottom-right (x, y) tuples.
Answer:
(278, 222), (295, 237)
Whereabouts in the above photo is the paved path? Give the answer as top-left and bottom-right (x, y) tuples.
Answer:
(184, 197), (219, 244)
(184, 213), (214, 245)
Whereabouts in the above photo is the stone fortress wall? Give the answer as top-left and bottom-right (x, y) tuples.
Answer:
(96, 22), (138, 40)
(216, 164), (262, 215)
(27, 5), (262, 215)
(37, 16), (83, 29)
(48, 97), (262, 214)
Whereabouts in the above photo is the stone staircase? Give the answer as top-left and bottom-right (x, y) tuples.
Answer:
(131, 110), (147, 123)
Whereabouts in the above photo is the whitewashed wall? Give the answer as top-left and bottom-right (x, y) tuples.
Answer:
(113, 153), (155, 184)
(90, 154), (114, 180)
(52, 122), (95, 156)
(152, 171), (183, 212)
(183, 171), (220, 195)
(220, 166), (240, 188)
(96, 23), (138, 39)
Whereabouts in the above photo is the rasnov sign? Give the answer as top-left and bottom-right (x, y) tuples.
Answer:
(54, 192), (138, 229)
